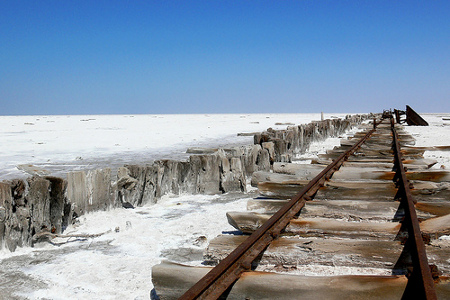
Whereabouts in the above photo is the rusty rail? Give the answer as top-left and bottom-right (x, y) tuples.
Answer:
(179, 120), (381, 300)
(390, 118), (437, 299)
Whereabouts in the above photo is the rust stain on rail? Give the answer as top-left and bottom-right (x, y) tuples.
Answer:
(391, 117), (437, 300)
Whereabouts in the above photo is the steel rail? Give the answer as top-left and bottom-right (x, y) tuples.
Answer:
(179, 120), (381, 300)
(390, 118), (437, 300)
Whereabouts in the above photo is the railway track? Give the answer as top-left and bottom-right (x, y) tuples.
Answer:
(152, 114), (450, 299)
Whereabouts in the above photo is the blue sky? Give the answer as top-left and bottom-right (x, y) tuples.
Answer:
(1, 1), (449, 115)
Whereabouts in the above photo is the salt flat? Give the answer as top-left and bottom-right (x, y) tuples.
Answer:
(405, 113), (450, 169)
(0, 113), (347, 179)
(0, 113), (449, 300)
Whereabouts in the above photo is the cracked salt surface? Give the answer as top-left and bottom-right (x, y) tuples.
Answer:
(1, 113), (449, 299)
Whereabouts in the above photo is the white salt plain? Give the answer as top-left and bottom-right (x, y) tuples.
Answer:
(0, 113), (347, 179)
(0, 113), (449, 299)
